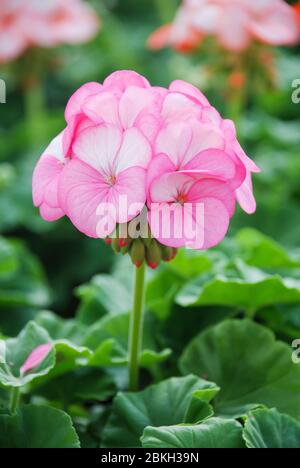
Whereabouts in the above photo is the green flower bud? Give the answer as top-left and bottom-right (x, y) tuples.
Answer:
(130, 238), (145, 268)
(146, 239), (161, 269)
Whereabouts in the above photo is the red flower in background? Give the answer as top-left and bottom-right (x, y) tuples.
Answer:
(295, 2), (300, 27)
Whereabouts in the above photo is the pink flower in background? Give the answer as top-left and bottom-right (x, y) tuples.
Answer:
(148, 0), (300, 53)
(33, 71), (259, 250)
(20, 343), (53, 375)
(0, 0), (100, 63)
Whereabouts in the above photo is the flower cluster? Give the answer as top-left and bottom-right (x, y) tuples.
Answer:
(33, 70), (260, 265)
(0, 0), (100, 64)
(148, 0), (300, 53)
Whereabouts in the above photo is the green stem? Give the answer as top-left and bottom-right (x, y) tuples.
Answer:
(128, 262), (146, 391)
(24, 77), (46, 145)
(10, 387), (20, 414)
(245, 308), (257, 320)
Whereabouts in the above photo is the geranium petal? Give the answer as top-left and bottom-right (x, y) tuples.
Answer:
(115, 128), (152, 173)
(73, 124), (122, 175)
(58, 158), (115, 238)
(65, 82), (102, 122)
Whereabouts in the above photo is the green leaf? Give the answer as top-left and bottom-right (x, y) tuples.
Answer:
(0, 238), (50, 310)
(0, 321), (55, 388)
(35, 310), (87, 344)
(31, 340), (92, 388)
(76, 275), (132, 325)
(141, 418), (244, 449)
(83, 312), (171, 369)
(167, 249), (218, 279)
(236, 228), (300, 269)
(102, 375), (219, 448)
(0, 405), (80, 448)
(36, 368), (116, 404)
(176, 260), (300, 311)
(0, 237), (18, 281)
(243, 408), (300, 448)
(180, 320), (300, 419)
(145, 269), (181, 320)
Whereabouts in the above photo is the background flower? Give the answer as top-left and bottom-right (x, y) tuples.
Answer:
(0, 0), (100, 63)
(148, 0), (300, 52)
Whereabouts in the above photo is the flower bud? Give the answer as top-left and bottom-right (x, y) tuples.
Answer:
(111, 237), (121, 253)
(130, 238), (145, 268)
(161, 246), (173, 262)
(146, 239), (161, 269)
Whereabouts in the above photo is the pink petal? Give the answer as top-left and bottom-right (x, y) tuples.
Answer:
(250, 3), (299, 45)
(134, 111), (161, 142)
(107, 167), (147, 224)
(236, 172), (257, 214)
(39, 203), (65, 222)
(184, 149), (235, 179)
(21, 344), (53, 375)
(148, 197), (230, 250)
(147, 24), (173, 50)
(65, 82), (102, 122)
(217, 5), (251, 52)
(162, 92), (202, 124)
(103, 70), (150, 93)
(188, 178), (236, 217)
(58, 158), (114, 238)
(155, 122), (193, 167)
(222, 119), (260, 173)
(63, 113), (94, 157)
(115, 128), (152, 173)
(81, 91), (120, 126)
(150, 172), (195, 203)
(58, 159), (147, 237)
(72, 124), (122, 175)
(180, 121), (225, 166)
(169, 80), (210, 106)
(146, 154), (176, 196)
(119, 86), (162, 130)
(32, 133), (66, 220)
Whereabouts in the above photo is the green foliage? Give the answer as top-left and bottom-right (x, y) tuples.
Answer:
(102, 375), (218, 448)
(0, 405), (80, 448)
(141, 418), (245, 449)
(180, 320), (300, 419)
(243, 408), (300, 449)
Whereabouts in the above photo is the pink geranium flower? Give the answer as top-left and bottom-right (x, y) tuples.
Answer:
(0, 0), (100, 64)
(33, 71), (162, 237)
(148, 0), (299, 53)
(33, 71), (259, 251)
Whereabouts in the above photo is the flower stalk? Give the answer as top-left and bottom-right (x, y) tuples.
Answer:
(9, 387), (20, 414)
(128, 262), (146, 391)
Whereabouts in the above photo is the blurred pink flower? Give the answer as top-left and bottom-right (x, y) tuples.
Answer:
(33, 72), (259, 250)
(20, 343), (53, 375)
(0, 0), (100, 63)
(148, 0), (299, 52)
